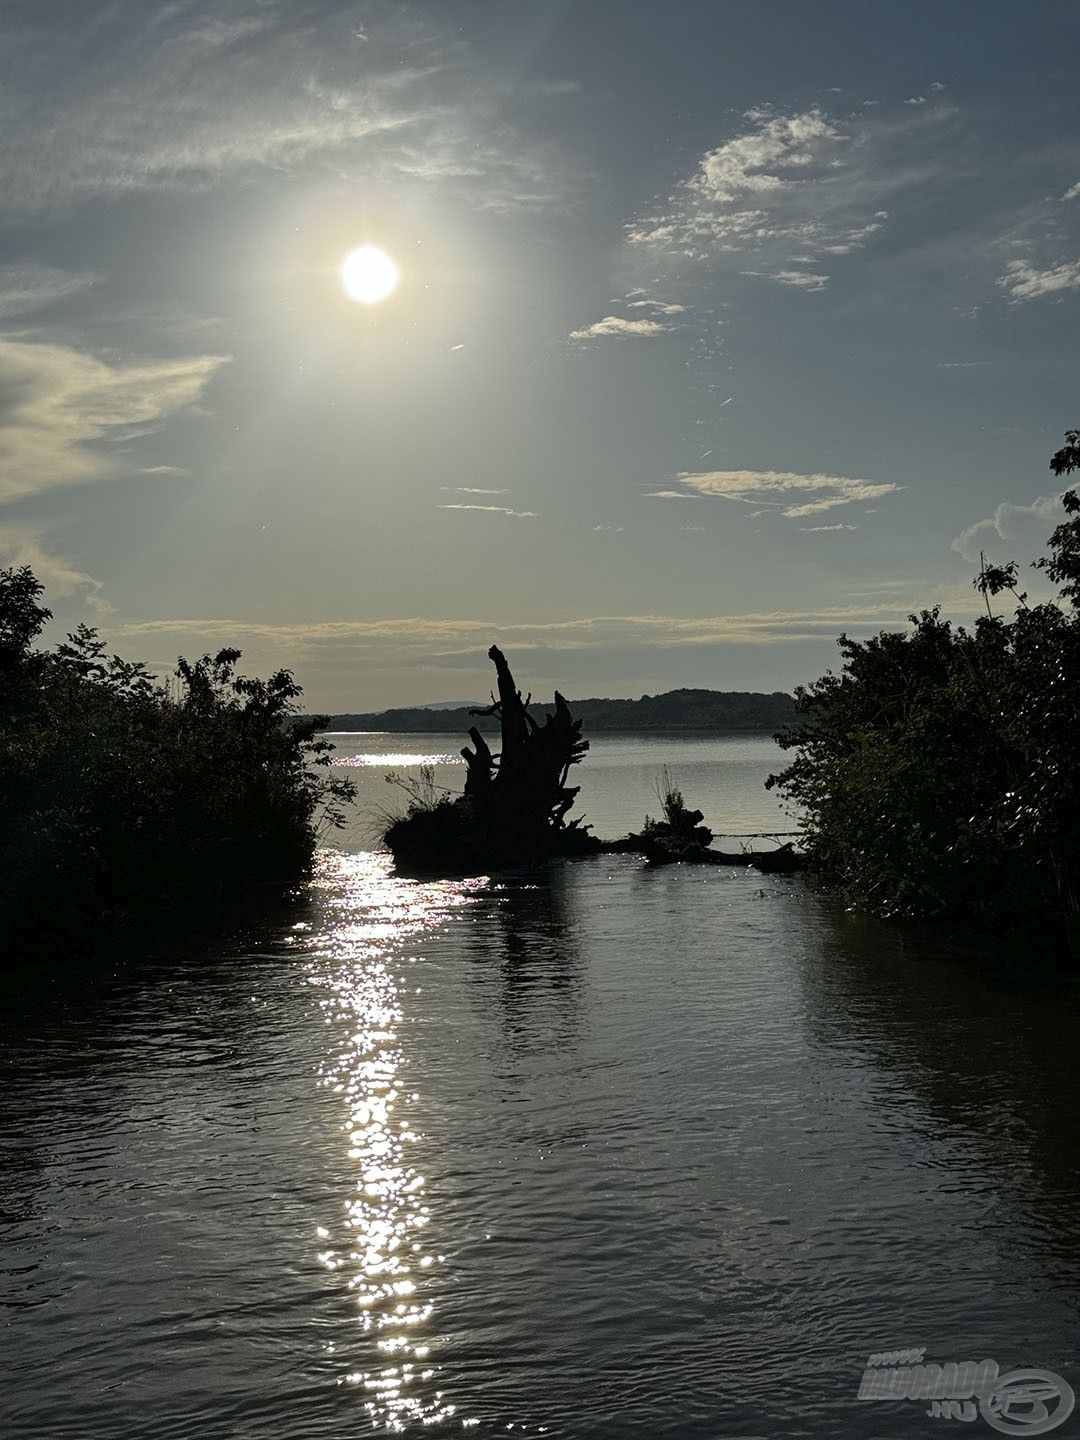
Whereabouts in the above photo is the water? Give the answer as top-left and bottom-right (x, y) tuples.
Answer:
(326, 730), (797, 847)
(2, 734), (1079, 1439)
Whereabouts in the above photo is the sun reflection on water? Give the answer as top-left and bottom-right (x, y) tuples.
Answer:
(308, 850), (483, 1432)
(332, 752), (463, 768)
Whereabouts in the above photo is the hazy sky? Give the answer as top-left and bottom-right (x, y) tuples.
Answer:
(1, 0), (1078, 709)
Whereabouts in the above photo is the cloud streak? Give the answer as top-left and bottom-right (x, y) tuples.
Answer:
(740, 268), (830, 291)
(439, 487), (510, 495)
(438, 504), (537, 518)
(654, 468), (901, 518)
(627, 299), (687, 314)
(111, 603), (920, 662)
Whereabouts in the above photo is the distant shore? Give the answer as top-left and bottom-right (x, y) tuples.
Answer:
(306, 688), (796, 736)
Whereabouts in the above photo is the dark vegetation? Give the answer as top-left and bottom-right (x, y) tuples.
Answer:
(316, 688), (795, 735)
(768, 429), (1080, 952)
(641, 770), (715, 854)
(0, 570), (355, 960)
(605, 769), (803, 873)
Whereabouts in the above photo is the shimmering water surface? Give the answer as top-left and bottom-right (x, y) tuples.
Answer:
(3, 734), (1079, 1439)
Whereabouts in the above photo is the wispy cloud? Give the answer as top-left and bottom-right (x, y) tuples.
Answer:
(996, 257), (1080, 301)
(802, 523), (858, 532)
(653, 468), (900, 518)
(114, 591), (1028, 702)
(627, 299), (687, 314)
(111, 604), (921, 661)
(951, 493), (1067, 562)
(439, 486), (509, 495)
(0, 525), (111, 613)
(0, 338), (228, 505)
(624, 101), (937, 280)
(1063, 181), (1080, 202)
(0, 0), (574, 217)
(569, 315), (672, 341)
(0, 335), (226, 611)
(0, 264), (97, 318)
(740, 268), (830, 291)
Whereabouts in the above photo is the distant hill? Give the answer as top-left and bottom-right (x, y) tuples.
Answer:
(410, 700), (483, 710)
(315, 688), (795, 734)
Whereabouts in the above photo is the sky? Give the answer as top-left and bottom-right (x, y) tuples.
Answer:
(1, 0), (1078, 710)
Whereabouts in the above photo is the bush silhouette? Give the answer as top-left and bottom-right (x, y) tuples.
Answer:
(768, 430), (1080, 949)
(0, 572), (355, 959)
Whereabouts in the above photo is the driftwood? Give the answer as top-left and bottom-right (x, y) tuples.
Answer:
(600, 835), (804, 872)
(598, 779), (805, 872)
(384, 646), (600, 875)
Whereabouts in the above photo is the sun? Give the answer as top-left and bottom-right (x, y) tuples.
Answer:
(340, 245), (400, 305)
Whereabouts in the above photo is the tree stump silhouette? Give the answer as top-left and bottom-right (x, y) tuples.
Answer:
(385, 646), (597, 874)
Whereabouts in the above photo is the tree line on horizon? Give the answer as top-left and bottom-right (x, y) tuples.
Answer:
(314, 688), (797, 735)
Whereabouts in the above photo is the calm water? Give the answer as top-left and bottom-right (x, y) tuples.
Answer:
(2, 734), (1079, 1439)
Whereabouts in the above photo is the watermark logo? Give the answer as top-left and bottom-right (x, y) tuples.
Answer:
(981, 1370), (1075, 1436)
(856, 1349), (1074, 1433)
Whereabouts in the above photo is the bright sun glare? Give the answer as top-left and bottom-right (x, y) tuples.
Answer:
(341, 245), (400, 305)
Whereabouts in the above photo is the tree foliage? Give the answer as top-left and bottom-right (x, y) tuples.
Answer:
(0, 570), (355, 957)
(768, 431), (1080, 948)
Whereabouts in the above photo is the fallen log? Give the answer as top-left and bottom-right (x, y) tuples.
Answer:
(747, 842), (805, 874)
(598, 835), (803, 870)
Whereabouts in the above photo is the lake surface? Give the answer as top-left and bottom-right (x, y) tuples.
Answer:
(325, 730), (798, 849)
(2, 734), (1079, 1439)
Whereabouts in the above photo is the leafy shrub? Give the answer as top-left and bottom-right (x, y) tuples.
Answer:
(640, 767), (714, 853)
(0, 571), (355, 958)
(768, 431), (1080, 949)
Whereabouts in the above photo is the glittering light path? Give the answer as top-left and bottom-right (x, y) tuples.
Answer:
(307, 852), (483, 1432)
